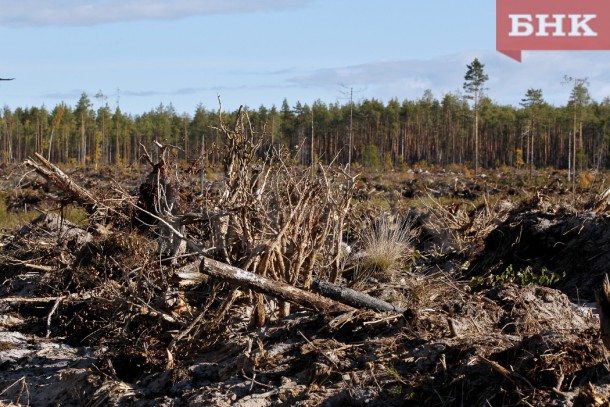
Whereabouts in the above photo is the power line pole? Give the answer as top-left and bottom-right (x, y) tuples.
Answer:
(348, 88), (353, 173)
(339, 84), (364, 173)
(200, 131), (206, 195)
(311, 103), (315, 169)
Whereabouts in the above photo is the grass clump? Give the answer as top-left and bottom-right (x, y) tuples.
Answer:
(0, 192), (39, 229)
(354, 215), (412, 287)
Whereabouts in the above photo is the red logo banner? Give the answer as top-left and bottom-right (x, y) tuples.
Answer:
(497, 0), (610, 62)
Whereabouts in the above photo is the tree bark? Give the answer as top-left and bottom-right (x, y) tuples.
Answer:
(199, 257), (354, 314)
(311, 280), (406, 313)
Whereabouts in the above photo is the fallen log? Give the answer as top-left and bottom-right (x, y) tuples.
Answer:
(199, 257), (354, 314)
(19, 212), (93, 247)
(311, 280), (407, 313)
(24, 152), (108, 215)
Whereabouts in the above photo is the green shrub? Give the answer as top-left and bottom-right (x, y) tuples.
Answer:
(360, 144), (382, 171)
(470, 264), (565, 288)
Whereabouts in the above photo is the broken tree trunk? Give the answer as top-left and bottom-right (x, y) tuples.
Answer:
(312, 280), (406, 313)
(199, 257), (354, 314)
(24, 152), (109, 215)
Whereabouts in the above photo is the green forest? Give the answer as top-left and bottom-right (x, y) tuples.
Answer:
(0, 60), (607, 174)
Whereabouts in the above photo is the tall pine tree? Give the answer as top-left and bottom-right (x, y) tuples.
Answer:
(463, 58), (489, 175)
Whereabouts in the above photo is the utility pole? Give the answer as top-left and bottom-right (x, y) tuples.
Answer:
(200, 132), (205, 195)
(568, 132), (572, 182)
(348, 88), (353, 173)
(339, 85), (363, 173)
(311, 104), (314, 169)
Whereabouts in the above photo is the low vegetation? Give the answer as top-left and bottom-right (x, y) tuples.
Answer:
(353, 215), (412, 287)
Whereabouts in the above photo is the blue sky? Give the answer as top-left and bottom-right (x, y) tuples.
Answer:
(0, 0), (609, 115)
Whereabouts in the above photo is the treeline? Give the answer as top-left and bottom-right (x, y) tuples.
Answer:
(2, 88), (610, 171)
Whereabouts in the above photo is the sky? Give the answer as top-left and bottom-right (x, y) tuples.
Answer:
(1, 0), (610, 115)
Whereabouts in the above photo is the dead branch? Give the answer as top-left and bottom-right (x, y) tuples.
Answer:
(1, 256), (54, 272)
(311, 279), (406, 313)
(478, 355), (533, 389)
(46, 296), (63, 338)
(594, 185), (610, 213)
(24, 153), (109, 216)
(199, 257), (354, 314)
(0, 292), (93, 304)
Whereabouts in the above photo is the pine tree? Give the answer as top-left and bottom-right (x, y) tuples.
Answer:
(463, 58), (489, 175)
(520, 88), (544, 178)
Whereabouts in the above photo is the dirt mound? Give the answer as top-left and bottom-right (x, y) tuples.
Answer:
(468, 207), (610, 301)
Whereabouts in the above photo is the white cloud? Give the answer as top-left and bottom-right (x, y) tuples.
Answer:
(288, 50), (610, 106)
(0, 0), (315, 26)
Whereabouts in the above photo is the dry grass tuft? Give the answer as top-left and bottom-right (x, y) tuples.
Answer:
(354, 216), (412, 286)
(579, 170), (595, 190)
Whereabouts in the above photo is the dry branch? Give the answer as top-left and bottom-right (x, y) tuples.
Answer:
(24, 153), (107, 214)
(0, 256), (54, 272)
(594, 186), (610, 213)
(311, 280), (406, 313)
(478, 355), (533, 389)
(0, 292), (93, 304)
(199, 257), (354, 314)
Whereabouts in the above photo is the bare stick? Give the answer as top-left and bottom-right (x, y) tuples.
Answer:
(312, 280), (406, 313)
(45, 296), (64, 338)
(478, 355), (533, 389)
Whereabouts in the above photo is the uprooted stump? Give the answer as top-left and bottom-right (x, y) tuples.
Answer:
(134, 142), (187, 260)
(19, 212), (93, 248)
